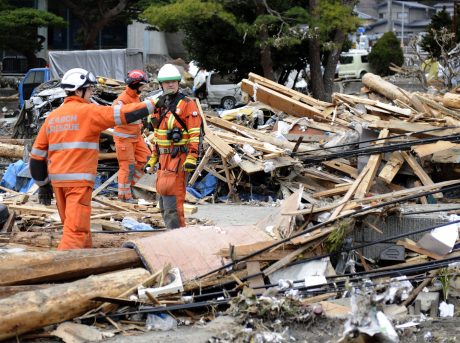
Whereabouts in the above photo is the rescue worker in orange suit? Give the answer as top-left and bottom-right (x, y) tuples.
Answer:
(145, 64), (202, 228)
(113, 70), (151, 202)
(29, 68), (159, 250)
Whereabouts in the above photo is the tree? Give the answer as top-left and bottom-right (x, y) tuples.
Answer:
(51, 0), (147, 49)
(0, 0), (66, 68)
(420, 8), (460, 59)
(142, 0), (360, 101)
(368, 32), (403, 76)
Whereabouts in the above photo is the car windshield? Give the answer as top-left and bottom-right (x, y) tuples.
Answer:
(339, 56), (354, 64)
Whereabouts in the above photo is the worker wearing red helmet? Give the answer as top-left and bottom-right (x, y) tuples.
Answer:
(112, 69), (151, 202)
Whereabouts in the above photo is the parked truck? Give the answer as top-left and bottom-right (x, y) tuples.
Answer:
(13, 48), (143, 139)
(18, 48), (143, 108)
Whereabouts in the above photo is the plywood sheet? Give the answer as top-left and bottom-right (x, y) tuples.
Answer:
(124, 225), (272, 281)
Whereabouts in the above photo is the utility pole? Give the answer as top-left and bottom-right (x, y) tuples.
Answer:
(401, 1), (405, 48)
(387, 0), (393, 32)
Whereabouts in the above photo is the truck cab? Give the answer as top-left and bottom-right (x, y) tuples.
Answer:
(18, 67), (50, 108)
(338, 49), (370, 79)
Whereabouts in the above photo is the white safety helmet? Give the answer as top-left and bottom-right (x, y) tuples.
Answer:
(61, 68), (97, 92)
(157, 64), (181, 83)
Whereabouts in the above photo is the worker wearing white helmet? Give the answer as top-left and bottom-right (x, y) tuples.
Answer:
(29, 68), (158, 250)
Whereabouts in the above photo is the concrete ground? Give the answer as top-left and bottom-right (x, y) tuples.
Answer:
(187, 202), (276, 226)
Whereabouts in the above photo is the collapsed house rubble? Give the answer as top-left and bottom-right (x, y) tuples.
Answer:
(0, 71), (459, 342)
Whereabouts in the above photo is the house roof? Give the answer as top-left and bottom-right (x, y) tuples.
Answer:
(434, 2), (455, 9)
(377, 1), (435, 10)
(366, 18), (431, 30)
(355, 10), (376, 20)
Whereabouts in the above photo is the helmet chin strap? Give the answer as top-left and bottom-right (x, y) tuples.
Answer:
(81, 88), (87, 99)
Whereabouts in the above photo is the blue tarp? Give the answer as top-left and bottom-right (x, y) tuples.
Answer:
(186, 174), (217, 199)
(0, 160), (35, 193)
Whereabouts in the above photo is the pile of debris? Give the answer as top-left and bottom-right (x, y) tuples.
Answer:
(0, 72), (459, 342)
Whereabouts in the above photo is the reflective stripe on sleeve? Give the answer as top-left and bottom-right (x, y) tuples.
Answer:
(113, 131), (137, 138)
(48, 142), (99, 151)
(31, 148), (48, 158)
(143, 100), (154, 113)
(49, 173), (96, 182)
(114, 105), (122, 125)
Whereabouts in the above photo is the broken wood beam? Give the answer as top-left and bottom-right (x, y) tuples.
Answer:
(92, 172), (118, 198)
(0, 268), (149, 340)
(242, 79), (346, 124)
(400, 151), (442, 198)
(354, 129), (389, 199)
(0, 248), (142, 286)
(378, 151), (404, 184)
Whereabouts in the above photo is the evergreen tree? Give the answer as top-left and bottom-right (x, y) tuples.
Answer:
(0, 0), (66, 68)
(368, 32), (403, 76)
(142, 0), (360, 101)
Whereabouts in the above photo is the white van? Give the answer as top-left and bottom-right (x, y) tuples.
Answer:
(338, 50), (370, 79)
(193, 70), (243, 110)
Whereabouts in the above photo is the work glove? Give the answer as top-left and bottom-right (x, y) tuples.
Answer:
(38, 183), (53, 206)
(155, 94), (168, 109)
(183, 155), (197, 173)
(144, 154), (158, 173)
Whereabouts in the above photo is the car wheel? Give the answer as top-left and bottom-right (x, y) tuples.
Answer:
(360, 71), (367, 79)
(221, 96), (236, 110)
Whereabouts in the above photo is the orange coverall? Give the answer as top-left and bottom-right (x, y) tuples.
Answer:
(150, 94), (202, 228)
(30, 96), (155, 250)
(113, 87), (151, 200)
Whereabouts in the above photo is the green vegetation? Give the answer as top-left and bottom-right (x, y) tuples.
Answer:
(0, 0), (66, 67)
(368, 32), (403, 76)
(142, 0), (360, 101)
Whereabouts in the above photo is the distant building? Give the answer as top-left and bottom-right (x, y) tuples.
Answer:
(2, 0), (186, 66)
(360, 1), (435, 45)
(434, 2), (455, 16)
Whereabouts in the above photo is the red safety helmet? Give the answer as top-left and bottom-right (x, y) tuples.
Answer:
(125, 69), (148, 87)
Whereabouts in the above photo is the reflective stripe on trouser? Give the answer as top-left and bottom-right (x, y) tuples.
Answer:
(132, 135), (150, 185)
(156, 152), (186, 228)
(55, 186), (92, 250)
(116, 139), (135, 200)
(116, 137), (150, 199)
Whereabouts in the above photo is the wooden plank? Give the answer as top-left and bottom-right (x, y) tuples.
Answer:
(263, 245), (311, 276)
(378, 151), (404, 184)
(312, 184), (350, 198)
(242, 79), (335, 123)
(248, 73), (332, 108)
(401, 151), (442, 198)
(246, 261), (266, 295)
(368, 119), (460, 137)
(283, 179), (460, 216)
(412, 141), (459, 158)
(322, 160), (358, 178)
(203, 165), (228, 183)
(188, 147), (214, 186)
(92, 172), (118, 198)
(301, 292), (337, 305)
(354, 129), (389, 199)
(329, 166), (369, 220)
(396, 239), (444, 260)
